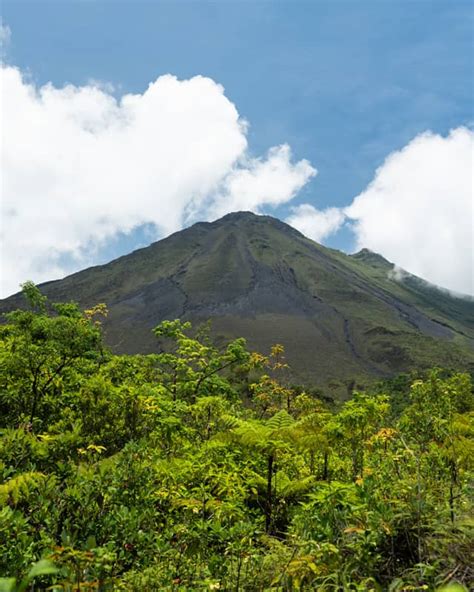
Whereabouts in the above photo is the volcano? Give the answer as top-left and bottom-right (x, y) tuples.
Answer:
(2, 211), (473, 396)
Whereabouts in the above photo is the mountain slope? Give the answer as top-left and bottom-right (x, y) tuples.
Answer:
(2, 212), (473, 396)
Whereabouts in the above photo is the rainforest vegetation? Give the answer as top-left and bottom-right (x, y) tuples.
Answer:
(0, 283), (472, 591)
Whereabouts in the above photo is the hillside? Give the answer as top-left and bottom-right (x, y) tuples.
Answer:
(1, 211), (473, 395)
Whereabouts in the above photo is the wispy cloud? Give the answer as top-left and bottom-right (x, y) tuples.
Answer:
(0, 20), (11, 50)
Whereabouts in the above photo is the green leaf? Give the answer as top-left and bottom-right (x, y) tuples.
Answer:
(17, 560), (59, 592)
(0, 578), (16, 592)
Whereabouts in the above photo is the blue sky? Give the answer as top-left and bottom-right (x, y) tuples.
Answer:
(2, 1), (473, 295)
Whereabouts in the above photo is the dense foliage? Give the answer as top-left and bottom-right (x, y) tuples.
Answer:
(0, 284), (472, 591)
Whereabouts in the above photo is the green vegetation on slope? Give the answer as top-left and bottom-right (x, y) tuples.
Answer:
(0, 284), (473, 591)
(1, 212), (472, 396)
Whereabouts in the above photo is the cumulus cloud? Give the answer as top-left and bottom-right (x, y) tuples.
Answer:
(288, 128), (473, 296)
(2, 32), (471, 299)
(210, 145), (316, 218)
(0, 64), (315, 297)
(345, 127), (474, 296)
(286, 204), (345, 243)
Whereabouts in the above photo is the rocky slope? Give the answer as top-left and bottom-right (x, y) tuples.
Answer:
(2, 212), (473, 396)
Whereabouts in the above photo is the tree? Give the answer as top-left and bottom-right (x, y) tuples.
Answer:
(0, 283), (105, 428)
(230, 409), (303, 533)
(152, 320), (250, 402)
(333, 392), (389, 481)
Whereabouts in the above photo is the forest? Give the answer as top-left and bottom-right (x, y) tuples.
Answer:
(0, 283), (472, 591)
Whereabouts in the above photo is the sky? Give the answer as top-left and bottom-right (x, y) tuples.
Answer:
(1, 0), (473, 297)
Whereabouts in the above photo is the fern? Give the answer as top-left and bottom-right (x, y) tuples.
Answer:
(280, 476), (315, 499)
(266, 410), (295, 431)
(234, 423), (269, 448)
(220, 413), (242, 430)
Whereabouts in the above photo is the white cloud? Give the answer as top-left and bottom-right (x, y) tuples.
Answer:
(387, 265), (409, 283)
(345, 127), (474, 296)
(0, 65), (315, 297)
(2, 42), (471, 299)
(209, 145), (316, 218)
(287, 127), (473, 296)
(286, 203), (345, 243)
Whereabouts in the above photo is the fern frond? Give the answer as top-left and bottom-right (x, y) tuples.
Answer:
(280, 476), (315, 499)
(220, 413), (242, 430)
(234, 423), (269, 448)
(267, 410), (295, 431)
